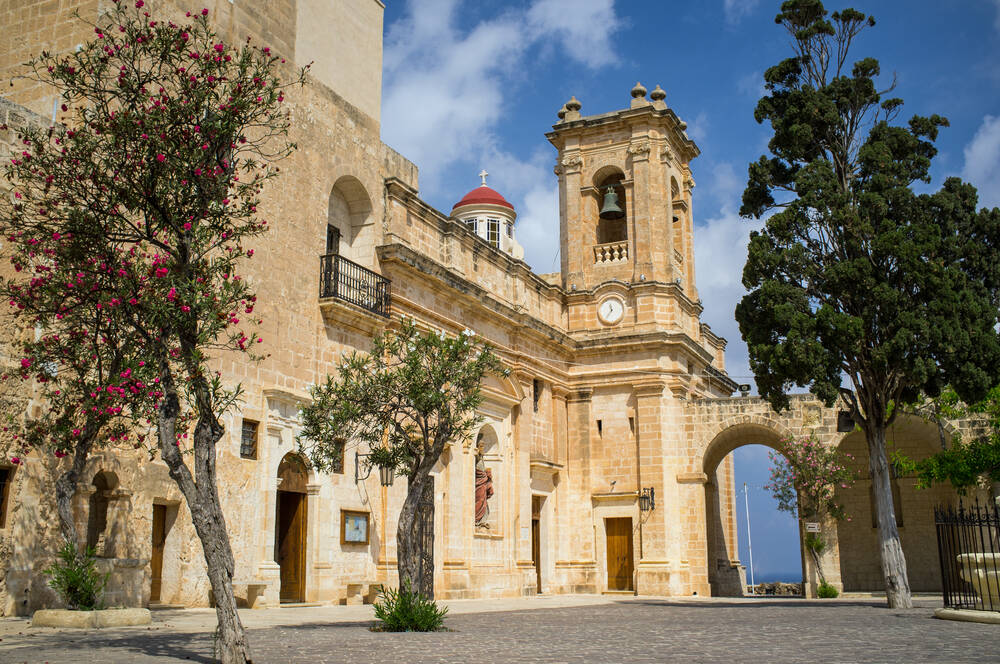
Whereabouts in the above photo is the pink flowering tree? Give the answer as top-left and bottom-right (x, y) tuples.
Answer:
(764, 435), (856, 586)
(0, 2), (304, 660)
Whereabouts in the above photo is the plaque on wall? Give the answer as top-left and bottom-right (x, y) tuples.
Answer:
(341, 509), (370, 545)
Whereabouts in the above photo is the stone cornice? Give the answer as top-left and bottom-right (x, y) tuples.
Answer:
(376, 243), (578, 350)
(546, 104), (699, 163)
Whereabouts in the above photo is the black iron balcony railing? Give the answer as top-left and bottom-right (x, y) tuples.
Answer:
(319, 253), (390, 317)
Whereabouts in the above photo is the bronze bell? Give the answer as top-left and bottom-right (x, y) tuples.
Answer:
(599, 185), (624, 220)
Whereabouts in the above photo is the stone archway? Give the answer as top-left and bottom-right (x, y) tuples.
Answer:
(834, 414), (958, 592)
(700, 420), (801, 596)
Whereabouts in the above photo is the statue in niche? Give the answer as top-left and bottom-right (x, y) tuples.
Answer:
(474, 449), (494, 528)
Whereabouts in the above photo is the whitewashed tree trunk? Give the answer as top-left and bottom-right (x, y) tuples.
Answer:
(867, 423), (913, 609)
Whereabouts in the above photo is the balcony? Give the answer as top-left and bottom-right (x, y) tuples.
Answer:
(319, 253), (390, 318)
(593, 240), (629, 264)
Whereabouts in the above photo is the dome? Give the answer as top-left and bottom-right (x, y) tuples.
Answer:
(452, 185), (515, 212)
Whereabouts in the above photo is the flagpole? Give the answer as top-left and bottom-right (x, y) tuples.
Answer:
(744, 482), (756, 594)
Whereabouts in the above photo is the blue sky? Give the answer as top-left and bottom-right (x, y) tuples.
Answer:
(379, 0), (1000, 580)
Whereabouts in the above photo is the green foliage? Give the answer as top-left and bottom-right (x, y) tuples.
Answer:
(817, 581), (839, 598)
(765, 436), (856, 521)
(897, 387), (1000, 491)
(44, 542), (108, 611)
(804, 532), (827, 555)
(0, 1), (306, 464)
(737, 0), (1000, 418)
(297, 319), (506, 479)
(372, 582), (449, 632)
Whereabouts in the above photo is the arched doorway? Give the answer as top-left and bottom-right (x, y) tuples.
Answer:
(702, 422), (803, 596)
(275, 453), (310, 603)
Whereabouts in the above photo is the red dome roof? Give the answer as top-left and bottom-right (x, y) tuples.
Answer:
(452, 185), (514, 211)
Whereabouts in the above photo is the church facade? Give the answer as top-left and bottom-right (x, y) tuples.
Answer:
(0, 0), (959, 615)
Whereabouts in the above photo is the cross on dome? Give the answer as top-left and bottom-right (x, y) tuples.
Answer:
(478, 169), (488, 186)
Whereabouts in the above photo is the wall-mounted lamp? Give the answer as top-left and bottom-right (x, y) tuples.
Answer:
(639, 487), (655, 512)
(355, 451), (395, 487)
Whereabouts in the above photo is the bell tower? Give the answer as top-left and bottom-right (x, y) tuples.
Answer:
(547, 83), (701, 333)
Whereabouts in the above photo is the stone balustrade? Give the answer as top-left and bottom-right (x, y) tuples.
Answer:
(593, 241), (629, 264)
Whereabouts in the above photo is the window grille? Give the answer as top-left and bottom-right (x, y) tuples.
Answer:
(240, 419), (259, 460)
(465, 218), (478, 233)
(505, 221), (513, 238)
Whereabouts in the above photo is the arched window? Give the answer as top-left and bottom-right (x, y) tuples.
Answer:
(0, 464), (13, 528)
(87, 471), (119, 556)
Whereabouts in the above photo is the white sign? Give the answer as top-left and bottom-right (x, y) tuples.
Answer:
(805, 522), (821, 533)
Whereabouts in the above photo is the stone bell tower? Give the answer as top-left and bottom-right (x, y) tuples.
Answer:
(547, 83), (702, 334)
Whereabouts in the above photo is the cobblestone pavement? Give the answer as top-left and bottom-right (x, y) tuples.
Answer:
(1, 596), (997, 664)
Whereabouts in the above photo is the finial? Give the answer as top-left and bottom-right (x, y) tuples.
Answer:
(557, 104), (567, 120)
(478, 169), (489, 187)
(650, 85), (666, 102)
(565, 96), (581, 112)
(630, 81), (647, 99)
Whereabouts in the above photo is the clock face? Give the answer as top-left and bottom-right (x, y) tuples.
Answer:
(598, 297), (624, 325)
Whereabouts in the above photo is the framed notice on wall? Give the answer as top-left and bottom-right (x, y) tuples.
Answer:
(341, 509), (370, 545)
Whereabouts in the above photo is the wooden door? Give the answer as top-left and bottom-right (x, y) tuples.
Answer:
(276, 491), (307, 603)
(531, 517), (541, 593)
(150, 505), (166, 602)
(605, 517), (634, 591)
(531, 495), (542, 593)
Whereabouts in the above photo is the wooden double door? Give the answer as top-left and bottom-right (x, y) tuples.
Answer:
(605, 517), (634, 591)
(276, 490), (307, 603)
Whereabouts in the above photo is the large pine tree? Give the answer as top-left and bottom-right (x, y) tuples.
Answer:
(737, 0), (1000, 608)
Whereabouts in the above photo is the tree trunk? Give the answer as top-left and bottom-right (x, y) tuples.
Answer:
(54, 430), (97, 547)
(866, 423), (913, 608)
(396, 466), (435, 598)
(157, 370), (253, 664)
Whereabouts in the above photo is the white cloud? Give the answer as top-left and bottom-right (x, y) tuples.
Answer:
(694, 205), (764, 388)
(477, 148), (561, 273)
(526, 0), (621, 69)
(723, 0), (760, 26)
(381, 1), (623, 198)
(961, 114), (1000, 209)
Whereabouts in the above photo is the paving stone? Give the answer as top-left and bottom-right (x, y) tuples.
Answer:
(1, 596), (997, 663)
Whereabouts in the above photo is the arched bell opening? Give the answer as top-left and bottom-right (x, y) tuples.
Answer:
(592, 167), (628, 247)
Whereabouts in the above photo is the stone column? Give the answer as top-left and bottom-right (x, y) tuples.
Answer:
(559, 151), (584, 287)
(561, 388), (596, 589)
(633, 380), (672, 595)
(627, 138), (657, 282)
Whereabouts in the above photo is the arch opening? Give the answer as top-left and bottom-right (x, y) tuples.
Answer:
(702, 425), (803, 597)
(327, 175), (374, 265)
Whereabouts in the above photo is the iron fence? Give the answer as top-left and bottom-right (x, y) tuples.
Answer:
(319, 253), (390, 317)
(935, 499), (1000, 612)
